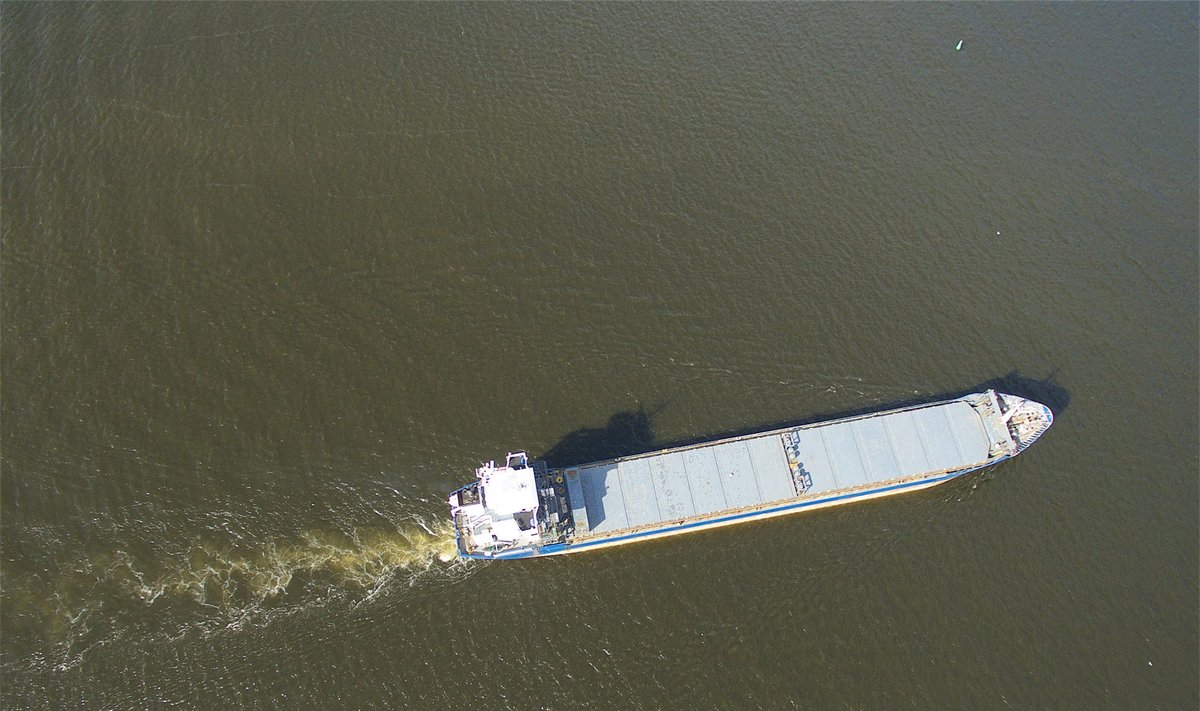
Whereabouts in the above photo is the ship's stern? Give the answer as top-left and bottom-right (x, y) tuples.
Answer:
(447, 452), (543, 559)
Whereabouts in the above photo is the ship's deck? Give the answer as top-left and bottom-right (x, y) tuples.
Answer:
(563, 399), (993, 537)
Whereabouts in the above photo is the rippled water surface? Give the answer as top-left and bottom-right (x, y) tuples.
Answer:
(3, 4), (1197, 708)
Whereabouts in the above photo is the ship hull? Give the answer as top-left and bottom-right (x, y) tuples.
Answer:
(462, 458), (1003, 560)
(450, 390), (1052, 560)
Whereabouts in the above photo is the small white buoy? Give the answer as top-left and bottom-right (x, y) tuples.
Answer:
(956, 40), (963, 51)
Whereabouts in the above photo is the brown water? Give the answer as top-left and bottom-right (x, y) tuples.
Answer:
(2, 3), (1197, 708)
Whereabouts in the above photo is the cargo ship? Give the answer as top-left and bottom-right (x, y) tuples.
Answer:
(447, 390), (1053, 559)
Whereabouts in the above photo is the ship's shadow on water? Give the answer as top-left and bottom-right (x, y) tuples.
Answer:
(537, 371), (1069, 468)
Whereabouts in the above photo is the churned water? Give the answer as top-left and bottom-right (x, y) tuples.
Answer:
(3, 3), (1196, 708)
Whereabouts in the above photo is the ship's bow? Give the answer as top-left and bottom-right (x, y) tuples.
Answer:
(996, 392), (1054, 453)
